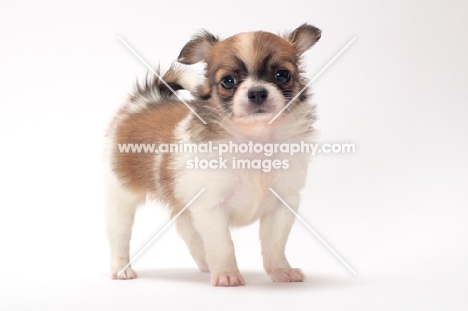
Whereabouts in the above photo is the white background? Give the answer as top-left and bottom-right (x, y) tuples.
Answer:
(1, 0), (467, 310)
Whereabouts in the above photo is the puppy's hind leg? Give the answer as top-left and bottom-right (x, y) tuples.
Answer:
(175, 212), (209, 272)
(105, 170), (145, 280)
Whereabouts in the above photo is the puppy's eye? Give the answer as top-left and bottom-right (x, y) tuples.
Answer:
(220, 75), (237, 89)
(275, 69), (290, 84)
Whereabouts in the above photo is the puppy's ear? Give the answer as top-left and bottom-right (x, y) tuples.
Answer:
(288, 24), (321, 55)
(177, 30), (219, 64)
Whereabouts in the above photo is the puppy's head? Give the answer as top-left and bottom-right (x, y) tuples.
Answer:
(178, 24), (321, 127)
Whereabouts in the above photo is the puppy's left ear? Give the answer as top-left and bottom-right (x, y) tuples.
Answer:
(178, 30), (219, 64)
(288, 24), (321, 55)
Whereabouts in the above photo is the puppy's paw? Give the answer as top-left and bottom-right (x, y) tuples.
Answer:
(269, 268), (305, 282)
(111, 266), (138, 280)
(211, 271), (245, 287)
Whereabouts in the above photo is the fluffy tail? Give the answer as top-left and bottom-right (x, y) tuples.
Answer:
(129, 64), (201, 107)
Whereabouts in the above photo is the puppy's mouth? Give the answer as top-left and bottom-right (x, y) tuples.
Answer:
(238, 110), (273, 120)
(242, 103), (276, 116)
(251, 107), (270, 114)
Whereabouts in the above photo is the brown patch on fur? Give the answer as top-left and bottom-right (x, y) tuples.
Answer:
(110, 100), (228, 213)
(250, 32), (299, 73)
(111, 102), (188, 208)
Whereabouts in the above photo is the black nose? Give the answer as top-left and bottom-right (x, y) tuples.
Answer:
(248, 87), (268, 105)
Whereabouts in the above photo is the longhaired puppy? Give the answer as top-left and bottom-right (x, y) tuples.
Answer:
(105, 24), (321, 286)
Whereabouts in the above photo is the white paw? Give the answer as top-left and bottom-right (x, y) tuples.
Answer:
(111, 266), (138, 280)
(211, 271), (245, 287)
(269, 268), (305, 282)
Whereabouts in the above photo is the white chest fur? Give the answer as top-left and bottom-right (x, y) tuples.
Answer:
(172, 115), (313, 227)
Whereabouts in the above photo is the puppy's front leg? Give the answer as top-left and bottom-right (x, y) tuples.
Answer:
(191, 207), (245, 286)
(260, 196), (305, 282)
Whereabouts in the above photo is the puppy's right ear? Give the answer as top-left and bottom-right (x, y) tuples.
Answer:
(177, 30), (218, 65)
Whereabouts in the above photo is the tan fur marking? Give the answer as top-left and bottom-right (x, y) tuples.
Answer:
(112, 102), (188, 207)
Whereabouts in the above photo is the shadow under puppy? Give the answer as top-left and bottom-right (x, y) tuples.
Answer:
(105, 24), (321, 286)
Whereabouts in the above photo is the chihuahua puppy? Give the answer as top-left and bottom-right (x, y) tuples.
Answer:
(105, 24), (321, 286)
